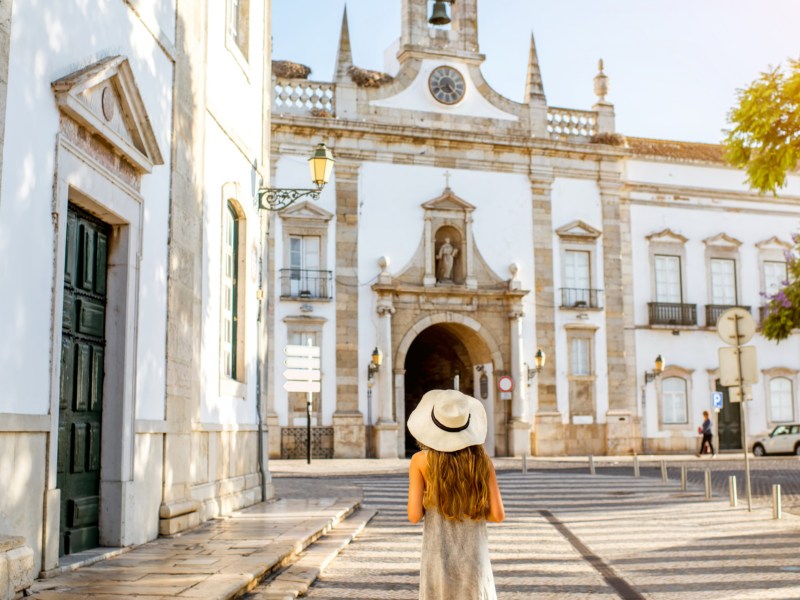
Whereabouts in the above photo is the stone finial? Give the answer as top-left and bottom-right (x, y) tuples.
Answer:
(377, 256), (392, 284)
(508, 262), (521, 290)
(509, 262), (519, 277)
(334, 6), (353, 82)
(525, 32), (546, 101)
(594, 58), (609, 102)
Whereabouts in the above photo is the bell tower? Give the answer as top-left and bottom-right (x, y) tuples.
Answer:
(399, 0), (484, 64)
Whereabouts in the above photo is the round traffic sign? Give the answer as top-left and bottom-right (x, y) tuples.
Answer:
(497, 375), (514, 393)
(716, 307), (756, 346)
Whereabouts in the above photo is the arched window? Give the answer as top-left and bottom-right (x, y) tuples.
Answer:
(662, 377), (688, 424)
(770, 377), (794, 422)
(222, 201), (240, 379)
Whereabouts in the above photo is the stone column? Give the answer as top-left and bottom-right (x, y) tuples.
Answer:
(599, 169), (639, 454)
(530, 167), (563, 455)
(423, 216), (435, 287)
(159, 0), (208, 535)
(374, 303), (399, 458)
(333, 159), (365, 457)
(507, 309), (531, 457)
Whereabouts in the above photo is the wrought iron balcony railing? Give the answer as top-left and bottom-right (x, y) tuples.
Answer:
(560, 288), (604, 309)
(705, 304), (751, 327)
(648, 302), (697, 326)
(279, 268), (333, 300)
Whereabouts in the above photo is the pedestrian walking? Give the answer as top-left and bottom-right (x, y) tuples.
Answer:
(407, 389), (505, 600)
(697, 410), (716, 457)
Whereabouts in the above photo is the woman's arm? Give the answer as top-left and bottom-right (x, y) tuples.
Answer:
(407, 451), (426, 524)
(486, 461), (505, 523)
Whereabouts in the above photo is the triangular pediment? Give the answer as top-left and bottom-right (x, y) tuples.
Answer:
(555, 220), (602, 241)
(421, 189), (475, 213)
(703, 232), (742, 248)
(52, 55), (163, 173)
(279, 200), (334, 222)
(646, 228), (688, 244)
(756, 236), (792, 251)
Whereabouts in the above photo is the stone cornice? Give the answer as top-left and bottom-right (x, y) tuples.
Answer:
(371, 282), (528, 301)
(271, 115), (629, 162)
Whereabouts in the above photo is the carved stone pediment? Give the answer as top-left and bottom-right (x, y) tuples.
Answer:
(52, 55), (163, 173)
(755, 236), (792, 251)
(703, 232), (742, 248)
(646, 228), (687, 244)
(279, 200), (334, 224)
(555, 220), (602, 242)
(421, 189), (476, 214)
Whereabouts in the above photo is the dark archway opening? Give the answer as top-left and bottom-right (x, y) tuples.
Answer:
(403, 325), (474, 457)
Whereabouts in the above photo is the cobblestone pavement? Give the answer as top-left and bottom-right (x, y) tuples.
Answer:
(281, 470), (800, 599)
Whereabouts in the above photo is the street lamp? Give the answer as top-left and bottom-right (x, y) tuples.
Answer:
(644, 354), (664, 384)
(527, 348), (546, 382)
(257, 143), (335, 211)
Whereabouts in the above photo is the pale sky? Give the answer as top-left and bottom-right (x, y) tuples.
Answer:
(272, 0), (800, 144)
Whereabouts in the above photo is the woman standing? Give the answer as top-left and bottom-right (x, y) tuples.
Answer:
(407, 389), (505, 600)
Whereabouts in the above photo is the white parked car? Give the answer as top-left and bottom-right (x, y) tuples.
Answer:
(752, 424), (800, 456)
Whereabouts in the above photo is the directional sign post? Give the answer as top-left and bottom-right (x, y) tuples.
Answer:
(717, 307), (757, 512)
(284, 341), (321, 464)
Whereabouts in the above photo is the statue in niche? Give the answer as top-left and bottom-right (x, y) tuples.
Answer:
(436, 237), (459, 283)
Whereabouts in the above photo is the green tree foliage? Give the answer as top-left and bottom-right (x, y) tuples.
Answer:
(724, 59), (800, 195)
(725, 60), (800, 341)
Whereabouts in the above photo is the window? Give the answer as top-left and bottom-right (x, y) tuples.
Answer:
(222, 202), (239, 379)
(567, 329), (595, 417)
(764, 261), (787, 297)
(564, 250), (590, 289)
(227, 0), (249, 60)
(710, 258), (737, 304)
(289, 235), (322, 297)
(770, 377), (794, 422)
(661, 377), (688, 424)
(654, 255), (682, 302)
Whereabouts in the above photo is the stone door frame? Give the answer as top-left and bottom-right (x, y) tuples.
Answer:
(393, 312), (505, 457)
(44, 135), (144, 571)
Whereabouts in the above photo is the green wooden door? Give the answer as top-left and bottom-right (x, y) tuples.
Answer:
(57, 204), (109, 556)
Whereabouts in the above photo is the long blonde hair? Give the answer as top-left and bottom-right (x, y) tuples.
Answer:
(422, 444), (491, 521)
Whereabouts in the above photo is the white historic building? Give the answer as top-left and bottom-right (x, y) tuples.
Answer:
(268, 0), (800, 460)
(0, 0), (273, 587)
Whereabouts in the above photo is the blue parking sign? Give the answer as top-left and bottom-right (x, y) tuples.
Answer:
(712, 391), (724, 411)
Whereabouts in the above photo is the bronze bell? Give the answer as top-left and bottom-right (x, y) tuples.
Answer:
(429, 0), (451, 26)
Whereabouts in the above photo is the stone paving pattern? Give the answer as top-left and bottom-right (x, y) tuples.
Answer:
(282, 465), (800, 599)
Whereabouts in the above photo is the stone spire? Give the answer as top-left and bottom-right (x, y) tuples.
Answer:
(594, 58), (609, 103)
(525, 32), (546, 101)
(334, 6), (353, 82)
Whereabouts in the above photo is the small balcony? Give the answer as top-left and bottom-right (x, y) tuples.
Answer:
(648, 302), (697, 326)
(279, 269), (333, 300)
(705, 304), (751, 327)
(560, 288), (603, 310)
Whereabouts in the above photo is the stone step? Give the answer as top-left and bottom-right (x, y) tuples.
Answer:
(247, 507), (378, 600)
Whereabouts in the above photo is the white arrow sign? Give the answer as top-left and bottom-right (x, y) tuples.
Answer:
(283, 380), (321, 393)
(284, 369), (321, 381)
(284, 344), (321, 358)
(284, 356), (321, 369)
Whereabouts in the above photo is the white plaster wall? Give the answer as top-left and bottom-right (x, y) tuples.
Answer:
(130, 432), (164, 544)
(271, 155), (337, 427)
(357, 163), (536, 422)
(626, 159), (800, 197)
(0, 1), (173, 417)
(200, 115), (262, 425)
(370, 59), (518, 122)
(550, 178), (608, 423)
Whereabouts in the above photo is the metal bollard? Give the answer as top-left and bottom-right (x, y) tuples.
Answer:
(704, 468), (712, 500)
(680, 464), (687, 491)
(773, 484), (782, 520)
(633, 455), (640, 478)
(589, 455), (596, 476)
(660, 460), (668, 483)
(729, 475), (738, 507)
(522, 455), (528, 474)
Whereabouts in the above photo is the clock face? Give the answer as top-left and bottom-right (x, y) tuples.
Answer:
(428, 66), (466, 105)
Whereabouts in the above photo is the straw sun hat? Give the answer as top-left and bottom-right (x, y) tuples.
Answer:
(407, 389), (487, 452)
